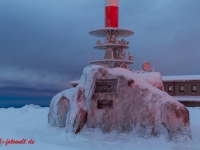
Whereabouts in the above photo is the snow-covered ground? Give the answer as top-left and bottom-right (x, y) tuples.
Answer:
(0, 105), (200, 150)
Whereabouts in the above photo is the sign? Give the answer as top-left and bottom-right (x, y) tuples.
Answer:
(97, 100), (113, 109)
(95, 79), (117, 93)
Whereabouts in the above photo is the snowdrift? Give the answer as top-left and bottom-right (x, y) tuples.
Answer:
(48, 65), (191, 140)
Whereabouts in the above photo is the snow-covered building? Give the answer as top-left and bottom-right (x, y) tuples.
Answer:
(162, 75), (200, 96)
(162, 75), (200, 106)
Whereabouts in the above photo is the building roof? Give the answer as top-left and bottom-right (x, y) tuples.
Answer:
(162, 75), (200, 82)
(173, 96), (200, 102)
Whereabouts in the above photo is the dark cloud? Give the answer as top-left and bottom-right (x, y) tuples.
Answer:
(0, 0), (200, 98)
(0, 86), (59, 97)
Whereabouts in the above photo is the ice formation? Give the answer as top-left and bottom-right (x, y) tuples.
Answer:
(48, 65), (191, 140)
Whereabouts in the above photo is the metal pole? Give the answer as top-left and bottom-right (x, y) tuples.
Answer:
(111, 50), (113, 60)
(90, 53), (93, 61)
(105, 0), (119, 28)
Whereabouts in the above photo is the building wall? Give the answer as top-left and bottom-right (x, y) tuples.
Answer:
(163, 81), (200, 96)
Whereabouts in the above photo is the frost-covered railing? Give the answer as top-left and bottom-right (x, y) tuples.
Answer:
(89, 59), (133, 65)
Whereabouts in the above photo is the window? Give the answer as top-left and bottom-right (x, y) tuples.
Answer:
(180, 85), (184, 92)
(192, 85), (197, 92)
(168, 85), (173, 92)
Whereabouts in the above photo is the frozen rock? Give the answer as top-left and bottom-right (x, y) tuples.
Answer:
(48, 88), (75, 127)
(48, 65), (191, 140)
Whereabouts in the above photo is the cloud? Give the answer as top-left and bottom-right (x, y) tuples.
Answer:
(0, 0), (200, 97)
(0, 67), (73, 89)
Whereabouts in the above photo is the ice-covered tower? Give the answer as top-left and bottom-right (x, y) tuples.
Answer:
(89, 0), (134, 69)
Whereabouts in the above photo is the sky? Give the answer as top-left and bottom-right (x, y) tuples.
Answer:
(0, 0), (200, 105)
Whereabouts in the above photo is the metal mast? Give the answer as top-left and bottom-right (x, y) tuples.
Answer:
(89, 0), (134, 69)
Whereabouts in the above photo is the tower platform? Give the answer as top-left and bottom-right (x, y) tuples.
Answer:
(94, 44), (129, 50)
(89, 28), (134, 37)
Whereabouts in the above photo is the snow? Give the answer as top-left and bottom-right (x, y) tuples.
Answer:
(70, 80), (79, 87)
(70, 80), (79, 84)
(173, 96), (200, 102)
(132, 71), (164, 90)
(162, 75), (200, 82)
(0, 105), (200, 150)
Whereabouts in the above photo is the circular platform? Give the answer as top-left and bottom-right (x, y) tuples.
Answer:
(89, 28), (134, 37)
(89, 59), (133, 65)
(94, 44), (129, 50)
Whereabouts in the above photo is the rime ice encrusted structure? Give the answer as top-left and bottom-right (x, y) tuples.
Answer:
(48, 65), (191, 141)
(48, 0), (191, 141)
(89, 0), (134, 69)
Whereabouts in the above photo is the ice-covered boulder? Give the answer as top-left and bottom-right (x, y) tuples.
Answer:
(48, 65), (191, 140)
